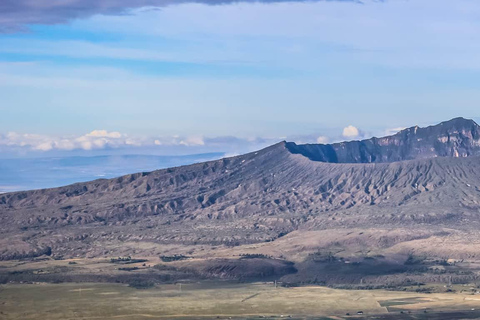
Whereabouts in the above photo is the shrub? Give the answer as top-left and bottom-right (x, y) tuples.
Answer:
(160, 255), (190, 262)
(239, 253), (271, 259)
(128, 279), (155, 289)
(110, 256), (148, 264)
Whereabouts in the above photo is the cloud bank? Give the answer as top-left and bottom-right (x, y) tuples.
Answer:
(0, 130), (218, 152)
(0, 0), (355, 32)
(0, 127), (355, 157)
(0, 130), (286, 158)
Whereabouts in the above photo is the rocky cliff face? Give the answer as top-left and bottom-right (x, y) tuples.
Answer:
(286, 117), (480, 163)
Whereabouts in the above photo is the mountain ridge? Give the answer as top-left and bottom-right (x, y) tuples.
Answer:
(286, 117), (480, 163)
(2, 117), (480, 285)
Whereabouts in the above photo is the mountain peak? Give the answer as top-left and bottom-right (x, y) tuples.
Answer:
(286, 117), (480, 164)
(440, 116), (478, 127)
(395, 117), (478, 136)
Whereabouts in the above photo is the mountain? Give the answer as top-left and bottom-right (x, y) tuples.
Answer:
(286, 117), (480, 163)
(2, 117), (480, 286)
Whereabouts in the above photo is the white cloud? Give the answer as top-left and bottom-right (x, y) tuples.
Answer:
(56, 139), (76, 150)
(125, 138), (141, 146)
(316, 136), (329, 144)
(0, 130), (134, 152)
(342, 125), (360, 138)
(86, 130), (122, 138)
(179, 136), (205, 146)
(35, 141), (54, 151)
(79, 140), (93, 150)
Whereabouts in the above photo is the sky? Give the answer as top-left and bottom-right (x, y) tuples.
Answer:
(1, 0), (480, 159)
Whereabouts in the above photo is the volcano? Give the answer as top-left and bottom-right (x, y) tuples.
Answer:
(2, 117), (480, 286)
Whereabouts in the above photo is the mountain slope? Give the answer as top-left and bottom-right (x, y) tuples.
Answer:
(1, 118), (480, 266)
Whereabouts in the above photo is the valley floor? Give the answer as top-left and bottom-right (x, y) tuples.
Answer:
(2, 281), (480, 319)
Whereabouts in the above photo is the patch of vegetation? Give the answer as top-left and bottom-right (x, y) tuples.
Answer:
(225, 241), (241, 247)
(239, 253), (271, 259)
(404, 254), (426, 265)
(277, 231), (289, 238)
(160, 255), (190, 262)
(281, 282), (300, 288)
(128, 279), (155, 289)
(415, 287), (434, 293)
(110, 256), (148, 264)
(118, 267), (139, 271)
(309, 251), (337, 262)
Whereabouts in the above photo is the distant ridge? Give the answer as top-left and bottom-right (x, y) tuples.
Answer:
(286, 117), (480, 163)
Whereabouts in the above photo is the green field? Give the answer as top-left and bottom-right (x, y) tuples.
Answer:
(2, 282), (480, 319)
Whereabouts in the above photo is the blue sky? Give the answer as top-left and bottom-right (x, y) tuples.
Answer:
(1, 0), (480, 157)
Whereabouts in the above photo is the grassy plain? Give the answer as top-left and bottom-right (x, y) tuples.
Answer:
(2, 282), (480, 320)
